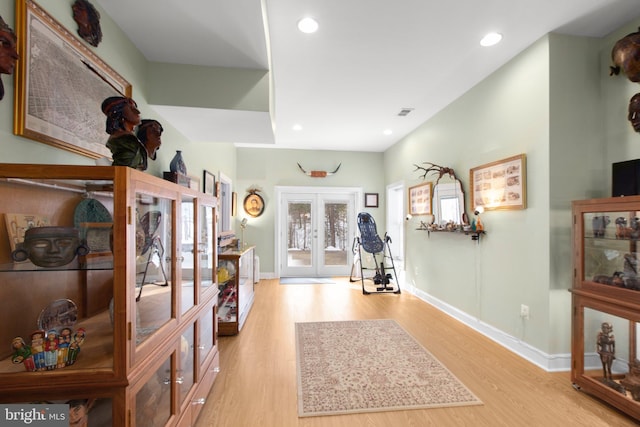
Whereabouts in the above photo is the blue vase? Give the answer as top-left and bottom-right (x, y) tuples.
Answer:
(170, 150), (187, 175)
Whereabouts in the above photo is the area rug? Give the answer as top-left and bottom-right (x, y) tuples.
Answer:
(295, 319), (482, 417)
(280, 277), (335, 284)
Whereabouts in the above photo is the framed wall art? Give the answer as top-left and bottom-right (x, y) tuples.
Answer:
(203, 170), (216, 195)
(470, 154), (526, 211)
(14, 0), (132, 159)
(408, 182), (432, 216)
(364, 193), (379, 208)
(243, 191), (265, 218)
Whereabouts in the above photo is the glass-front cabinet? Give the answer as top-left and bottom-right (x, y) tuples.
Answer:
(571, 196), (640, 421)
(218, 245), (255, 335)
(0, 164), (219, 426)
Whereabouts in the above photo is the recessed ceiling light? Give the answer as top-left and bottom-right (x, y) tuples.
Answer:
(383, 129), (393, 135)
(480, 32), (502, 47)
(298, 17), (319, 34)
(292, 124), (303, 131)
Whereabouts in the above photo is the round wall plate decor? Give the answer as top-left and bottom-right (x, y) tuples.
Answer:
(243, 192), (265, 217)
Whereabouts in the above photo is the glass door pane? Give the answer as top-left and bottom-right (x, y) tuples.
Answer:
(180, 196), (195, 315)
(286, 199), (314, 275)
(199, 204), (215, 297)
(134, 195), (172, 347)
(323, 201), (348, 267)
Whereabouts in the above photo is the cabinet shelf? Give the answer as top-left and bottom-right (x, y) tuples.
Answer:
(0, 258), (113, 272)
(0, 164), (220, 426)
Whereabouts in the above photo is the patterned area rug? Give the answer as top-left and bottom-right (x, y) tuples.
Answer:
(295, 319), (482, 417)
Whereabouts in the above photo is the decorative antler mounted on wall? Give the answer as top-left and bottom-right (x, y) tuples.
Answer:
(413, 162), (457, 185)
(297, 163), (341, 178)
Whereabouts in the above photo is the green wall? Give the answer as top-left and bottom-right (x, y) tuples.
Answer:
(384, 36), (552, 352)
(235, 148), (385, 272)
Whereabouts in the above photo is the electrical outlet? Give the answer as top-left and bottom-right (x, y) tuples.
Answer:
(520, 304), (530, 319)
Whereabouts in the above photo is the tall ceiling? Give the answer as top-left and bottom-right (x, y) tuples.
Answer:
(95, 0), (640, 152)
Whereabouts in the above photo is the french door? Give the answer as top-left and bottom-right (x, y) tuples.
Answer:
(277, 187), (359, 277)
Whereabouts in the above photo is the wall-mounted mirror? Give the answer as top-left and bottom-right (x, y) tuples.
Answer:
(432, 176), (466, 226)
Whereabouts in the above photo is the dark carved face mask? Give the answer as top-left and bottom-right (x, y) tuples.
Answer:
(611, 28), (640, 82)
(629, 93), (640, 132)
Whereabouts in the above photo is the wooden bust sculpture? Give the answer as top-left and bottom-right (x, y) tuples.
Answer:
(0, 15), (18, 100)
(101, 96), (147, 170)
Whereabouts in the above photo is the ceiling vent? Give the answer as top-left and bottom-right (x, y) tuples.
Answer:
(397, 108), (414, 117)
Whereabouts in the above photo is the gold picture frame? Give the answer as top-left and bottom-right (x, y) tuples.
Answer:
(470, 154), (526, 211)
(14, 0), (132, 159)
(408, 182), (432, 216)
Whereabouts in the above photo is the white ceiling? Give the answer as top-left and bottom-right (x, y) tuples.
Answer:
(95, 0), (640, 152)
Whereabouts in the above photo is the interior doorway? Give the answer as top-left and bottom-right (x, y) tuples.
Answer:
(386, 181), (406, 270)
(276, 187), (360, 277)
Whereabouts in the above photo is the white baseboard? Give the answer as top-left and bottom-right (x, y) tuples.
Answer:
(404, 284), (571, 373)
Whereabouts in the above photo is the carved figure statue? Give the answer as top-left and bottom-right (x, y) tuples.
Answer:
(597, 322), (616, 380)
(102, 96), (148, 170)
(0, 15), (18, 100)
(136, 119), (164, 167)
(610, 28), (640, 82)
(72, 0), (102, 47)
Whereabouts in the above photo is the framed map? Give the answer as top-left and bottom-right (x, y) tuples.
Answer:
(14, 0), (132, 159)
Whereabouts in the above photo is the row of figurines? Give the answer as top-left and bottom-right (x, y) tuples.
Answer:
(10, 327), (86, 372)
(592, 216), (640, 238)
(418, 219), (484, 232)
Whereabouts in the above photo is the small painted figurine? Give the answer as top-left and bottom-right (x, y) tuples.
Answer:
(136, 119), (164, 168)
(67, 327), (86, 365)
(57, 327), (72, 368)
(0, 15), (18, 100)
(30, 330), (46, 371)
(597, 322), (616, 380)
(102, 96), (146, 169)
(72, 0), (102, 47)
(11, 337), (35, 372)
(44, 329), (58, 370)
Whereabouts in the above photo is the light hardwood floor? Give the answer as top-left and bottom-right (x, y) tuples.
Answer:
(196, 278), (638, 427)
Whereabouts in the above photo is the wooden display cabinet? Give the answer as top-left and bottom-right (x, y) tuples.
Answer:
(0, 164), (219, 426)
(571, 196), (640, 421)
(218, 245), (255, 335)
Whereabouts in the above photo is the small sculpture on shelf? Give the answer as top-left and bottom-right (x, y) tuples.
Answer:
(164, 150), (191, 187)
(597, 322), (615, 379)
(11, 226), (90, 268)
(596, 322), (626, 393)
(169, 150), (187, 175)
(592, 216), (610, 238)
